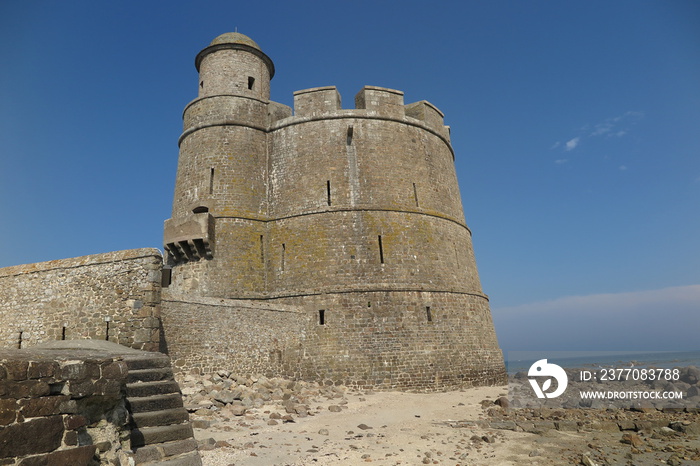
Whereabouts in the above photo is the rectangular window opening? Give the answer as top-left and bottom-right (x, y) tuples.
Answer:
(17, 331), (23, 349)
(161, 268), (172, 288)
(319, 309), (325, 325)
(61, 325), (66, 341)
(378, 235), (385, 264)
(209, 167), (215, 195)
(346, 126), (354, 145)
(426, 306), (433, 322)
(326, 180), (332, 206)
(413, 182), (419, 207)
(248, 76), (255, 90)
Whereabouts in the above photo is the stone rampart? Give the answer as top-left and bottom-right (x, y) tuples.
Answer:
(160, 293), (306, 377)
(0, 249), (163, 352)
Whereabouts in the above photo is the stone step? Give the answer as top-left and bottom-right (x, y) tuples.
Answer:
(125, 356), (172, 371)
(139, 450), (202, 466)
(127, 367), (174, 383)
(132, 407), (190, 428)
(127, 379), (181, 397)
(128, 393), (183, 413)
(132, 438), (199, 464)
(130, 423), (194, 448)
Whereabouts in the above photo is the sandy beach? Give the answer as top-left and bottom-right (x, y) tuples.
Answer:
(180, 374), (700, 465)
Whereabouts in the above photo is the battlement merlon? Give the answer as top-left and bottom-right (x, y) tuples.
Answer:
(284, 85), (450, 142)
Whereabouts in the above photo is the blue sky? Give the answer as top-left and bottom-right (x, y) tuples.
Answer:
(1, 1), (698, 352)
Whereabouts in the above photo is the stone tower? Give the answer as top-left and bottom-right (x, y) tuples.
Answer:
(163, 33), (506, 389)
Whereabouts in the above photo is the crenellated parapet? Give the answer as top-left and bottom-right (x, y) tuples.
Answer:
(279, 85), (450, 143)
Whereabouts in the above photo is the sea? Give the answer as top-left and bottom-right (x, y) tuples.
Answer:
(505, 350), (700, 375)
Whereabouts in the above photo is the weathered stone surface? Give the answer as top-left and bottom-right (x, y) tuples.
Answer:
(0, 400), (16, 426)
(16, 445), (97, 466)
(0, 416), (64, 457)
(63, 414), (87, 430)
(26, 362), (57, 380)
(18, 396), (69, 417)
(1, 361), (29, 381)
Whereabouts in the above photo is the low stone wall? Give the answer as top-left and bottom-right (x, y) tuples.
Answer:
(160, 293), (306, 377)
(160, 291), (506, 391)
(0, 249), (163, 351)
(0, 347), (130, 465)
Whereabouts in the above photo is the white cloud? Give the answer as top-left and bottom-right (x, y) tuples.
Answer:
(492, 285), (700, 352)
(553, 111), (644, 153)
(565, 137), (580, 151)
(554, 159), (568, 164)
(590, 112), (644, 139)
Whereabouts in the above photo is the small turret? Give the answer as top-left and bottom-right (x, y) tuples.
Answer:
(195, 32), (274, 100)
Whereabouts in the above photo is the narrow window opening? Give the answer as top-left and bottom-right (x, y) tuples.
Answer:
(319, 310), (325, 325)
(17, 331), (23, 349)
(378, 235), (385, 264)
(367, 301), (371, 308)
(346, 126), (354, 145)
(104, 316), (111, 341)
(281, 243), (286, 271)
(61, 325), (66, 341)
(209, 167), (215, 194)
(326, 180), (332, 206)
(248, 76), (255, 90)
(200, 81), (204, 89)
(413, 182), (419, 207)
(426, 306), (433, 322)
(259, 235), (265, 263)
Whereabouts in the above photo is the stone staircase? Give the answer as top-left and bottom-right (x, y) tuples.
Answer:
(124, 353), (201, 466)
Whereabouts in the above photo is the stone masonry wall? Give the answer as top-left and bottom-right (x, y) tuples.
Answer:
(160, 293), (306, 377)
(0, 348), (130, 465)
(159, 291), (506, 391)
(273, 291), (506, 391)
(0, 249), (163, 351)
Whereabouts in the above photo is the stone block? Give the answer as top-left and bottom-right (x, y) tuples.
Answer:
(60, 362), (87, 382)
(93, 378), (122, 397)
(100, 361), (127, 380)
(1, 360), (29, 381)
(63, 414), (87, 430)
(16, 444), (97, 466)
(27, 362), (57, 380)
(0, 399), (16, 425)
(2, 380), (51, 398)
(19, 395), (69, 417)
(67, 380), (95, 398)
(0, 416), (64, 457)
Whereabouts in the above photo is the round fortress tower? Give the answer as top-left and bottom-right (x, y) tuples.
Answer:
(164, 34), (506, 389)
